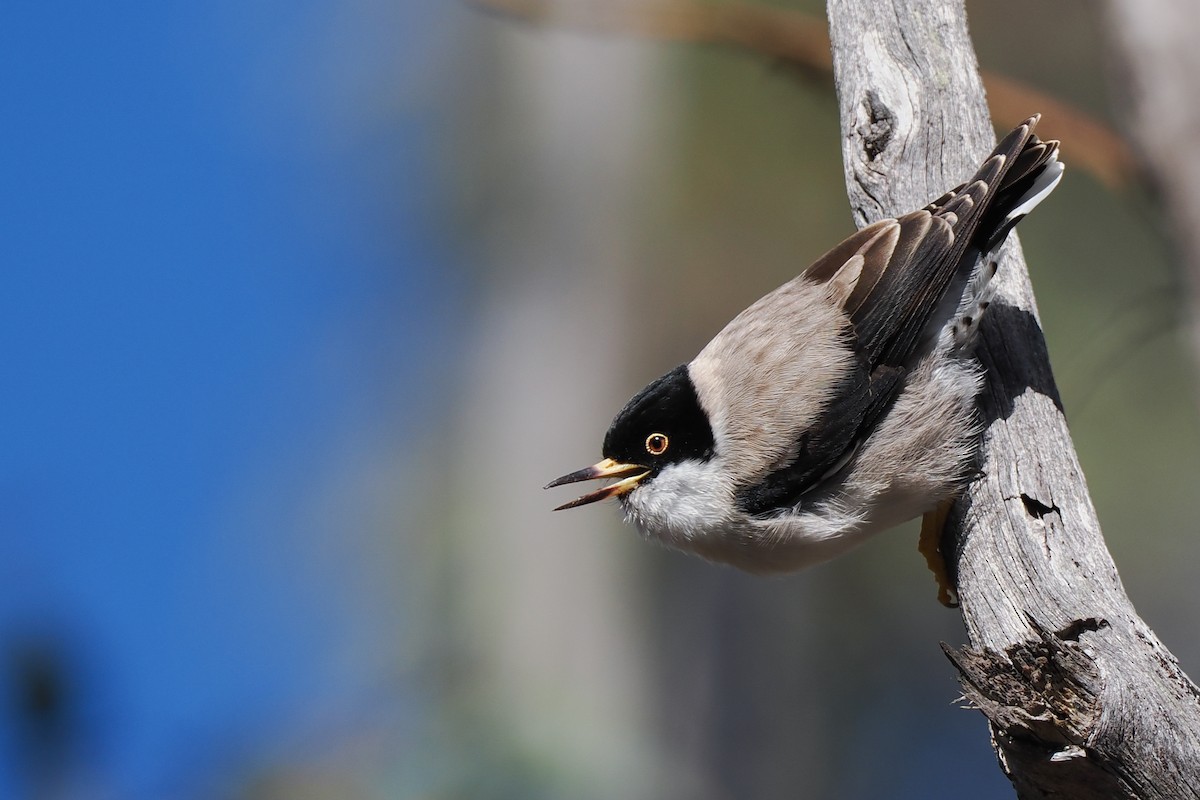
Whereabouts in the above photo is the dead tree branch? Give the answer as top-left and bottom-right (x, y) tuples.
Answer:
(825, 0), (1200, 796)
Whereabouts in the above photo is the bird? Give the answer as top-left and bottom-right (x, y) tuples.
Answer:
(546, 116), (1063, 603)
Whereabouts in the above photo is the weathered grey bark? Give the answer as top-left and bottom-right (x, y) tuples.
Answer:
(1104, 0), (1200, 389)
(826, 1), (1200, 797)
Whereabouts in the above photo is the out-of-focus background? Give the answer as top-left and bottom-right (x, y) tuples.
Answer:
(3, 1), (1198, 798)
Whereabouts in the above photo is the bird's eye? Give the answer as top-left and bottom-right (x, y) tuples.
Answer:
(645, 433), (669, 456)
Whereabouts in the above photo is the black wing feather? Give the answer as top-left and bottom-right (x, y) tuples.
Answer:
(737, 364), (904, 516)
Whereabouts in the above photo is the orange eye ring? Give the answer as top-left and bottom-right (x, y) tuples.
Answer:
(645, 433), (669, 456)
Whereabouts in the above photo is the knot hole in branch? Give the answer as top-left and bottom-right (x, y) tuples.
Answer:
(857, 90), (895, 161)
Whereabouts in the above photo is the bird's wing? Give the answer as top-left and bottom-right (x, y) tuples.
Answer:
(825, 118), (1053, 370)
(735, 361), (905, 517)
(735, 118), (1058, 517)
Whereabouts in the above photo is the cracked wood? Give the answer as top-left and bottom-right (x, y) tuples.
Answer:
(826, 0), (1200, 797)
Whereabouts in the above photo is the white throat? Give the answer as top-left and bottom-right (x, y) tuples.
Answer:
(620, 459), (733, 548)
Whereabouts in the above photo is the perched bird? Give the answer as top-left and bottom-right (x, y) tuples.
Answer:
(547, 117), (1062, 600)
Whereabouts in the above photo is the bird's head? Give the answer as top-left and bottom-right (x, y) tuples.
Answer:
(546, 364), (716, 510)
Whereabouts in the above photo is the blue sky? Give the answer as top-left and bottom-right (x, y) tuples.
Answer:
(0, 2), (455, 796)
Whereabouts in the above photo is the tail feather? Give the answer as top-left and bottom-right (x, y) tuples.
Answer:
(978, 117), (1063, 251)
(940, 117), (1063, 354)
(984, 150), (1063, 251)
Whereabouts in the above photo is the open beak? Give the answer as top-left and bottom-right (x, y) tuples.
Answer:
(545, 458), (650, 511)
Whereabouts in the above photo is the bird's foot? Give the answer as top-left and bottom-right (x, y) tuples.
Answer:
(919, 501), (959, 608)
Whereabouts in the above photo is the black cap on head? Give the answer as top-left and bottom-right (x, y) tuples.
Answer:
(602, 364), (716, 477)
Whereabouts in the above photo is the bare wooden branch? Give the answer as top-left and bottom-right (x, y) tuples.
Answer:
(826, 0), (1200, 796)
